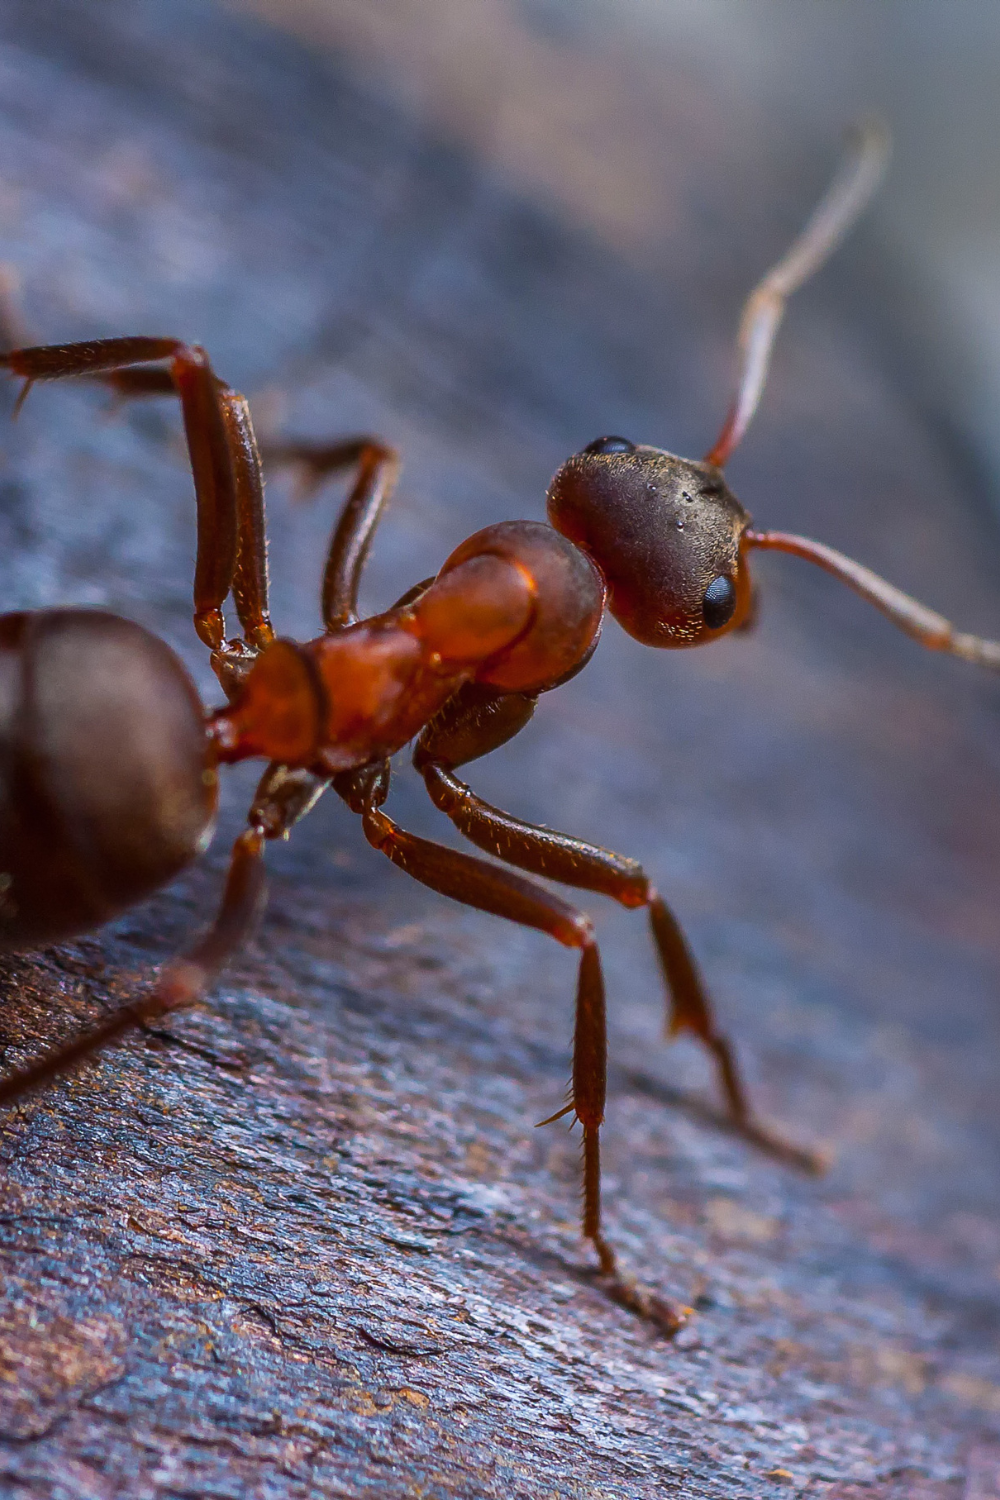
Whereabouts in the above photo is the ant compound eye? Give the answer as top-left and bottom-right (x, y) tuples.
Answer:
(582, 435), (635, 456)
(702, 575), (737, 630)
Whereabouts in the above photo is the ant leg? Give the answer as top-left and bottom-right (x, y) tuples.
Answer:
(262, 438), (400, 629)
(0, 761), (329, 1107)
(23, 351), (400, 643)
(705, 119), (889, 467)
(247, 760), (331, 837)
(0, 829), (266, 1106)
(78, 364), (273, 686)
(211, 390), (273, 696)
(414, 687), (822, 1173)
(332, 761), (688, 1336)
(0, 337), (269, 666)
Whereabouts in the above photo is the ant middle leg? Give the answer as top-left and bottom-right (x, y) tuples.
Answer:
(414, 686), (822, 1173)
(332, 760), (688, 1336)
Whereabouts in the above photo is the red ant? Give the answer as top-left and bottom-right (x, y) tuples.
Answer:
(0, 124), (993, 1333)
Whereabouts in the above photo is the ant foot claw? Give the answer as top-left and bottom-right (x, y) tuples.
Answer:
(597, 1270), (691, 1337)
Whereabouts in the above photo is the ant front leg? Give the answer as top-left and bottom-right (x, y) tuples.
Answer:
(261, 437), (399, 629)
(414, 685), (823, 1174)
(332, 758), (688, 1336)
(0, 337), (274, 694)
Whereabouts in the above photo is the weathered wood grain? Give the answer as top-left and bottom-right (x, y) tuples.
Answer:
(0, 2), (999, 1495)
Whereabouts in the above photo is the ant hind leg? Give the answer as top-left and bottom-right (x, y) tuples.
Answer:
(0, 762), (330, 1108)
(0, 828), (266, 1106)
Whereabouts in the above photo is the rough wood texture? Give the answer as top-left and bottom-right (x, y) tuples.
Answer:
(1, 2), (1000, 1495)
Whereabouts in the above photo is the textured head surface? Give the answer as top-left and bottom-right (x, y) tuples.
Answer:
(548, 444), (752, 646)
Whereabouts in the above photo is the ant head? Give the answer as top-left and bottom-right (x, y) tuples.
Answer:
(545, 128), (893, 652)
(547, 437), (753, 647)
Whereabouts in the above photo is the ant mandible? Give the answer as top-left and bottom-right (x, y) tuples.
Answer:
(0, 123), (994, 1334)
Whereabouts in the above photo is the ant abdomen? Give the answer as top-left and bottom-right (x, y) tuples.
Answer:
(0, 609), (216, 951)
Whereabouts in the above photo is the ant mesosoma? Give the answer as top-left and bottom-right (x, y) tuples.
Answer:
(0, 123), (994, 1334)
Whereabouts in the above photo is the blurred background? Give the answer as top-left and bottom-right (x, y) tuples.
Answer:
(238, 0), (1000, 490)
(1, 2), (1000, 1495)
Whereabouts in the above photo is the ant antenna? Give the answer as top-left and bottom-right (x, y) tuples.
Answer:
(743, 529), (1000, 669)
(712, 122), (1000, 675)
(705, 119), (890, 469)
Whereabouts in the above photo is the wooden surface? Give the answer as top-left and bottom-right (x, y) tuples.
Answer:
(1, 2), (1000, 1495)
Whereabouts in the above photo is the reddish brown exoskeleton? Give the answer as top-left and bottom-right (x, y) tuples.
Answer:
(1, 124), (994, 1332)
